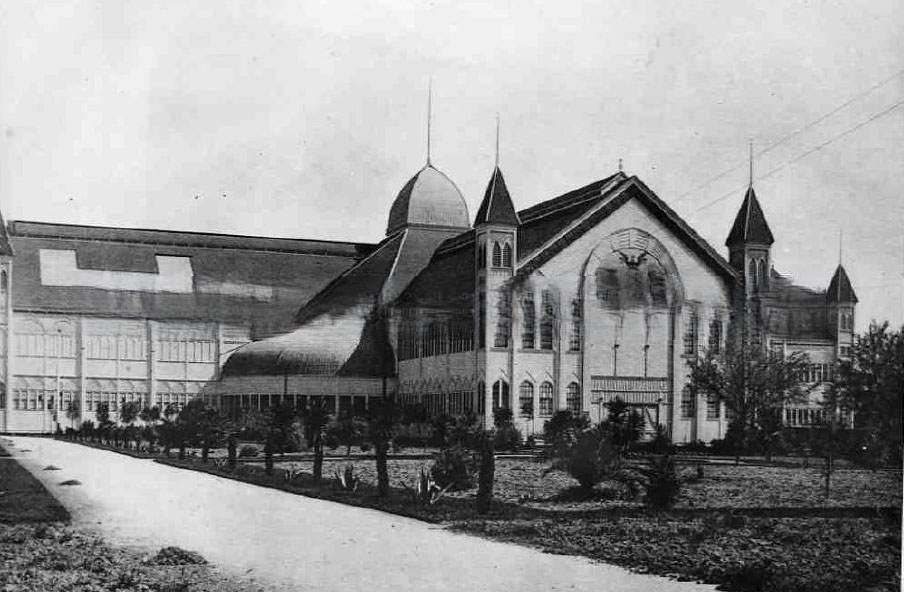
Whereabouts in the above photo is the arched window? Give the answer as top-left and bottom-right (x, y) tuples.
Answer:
(521, 291), (536, 349)
(566, 382), (581, 413)
(757, 259), (767, 290)
(492, 380), (509, 409)
(501, 243), (513, 267)
(683, 311), (698, 357)
(518, 381), (534, 417)
(476, 381), (485, 414)
(478, 243), (487, 269)
(539, 382), (554, 416)
(539, 290), (555, 350)
(492, 242), (502, 267)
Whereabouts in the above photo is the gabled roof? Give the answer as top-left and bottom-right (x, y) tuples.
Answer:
(474, 167), (520, 226)
(517, 176), (738, 282)
(827, 265), (858, 303)
(726, 186), (774, 246)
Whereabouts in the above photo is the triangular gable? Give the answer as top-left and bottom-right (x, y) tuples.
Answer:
(516, 177), (738, 283)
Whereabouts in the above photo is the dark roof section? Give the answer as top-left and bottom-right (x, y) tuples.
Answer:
(827, 265), (858, 303)
(9, 220), (374, 257)
(338, 312), (396, 377)
(397, 235), (475, 310)
(517, 176), (739, 283)
(726, 186), (775, 247)
(517, 173), (626, 258)
(294, 232), (405, 325)
(474, 167), (520, 226)
(8, 221), (371, 338)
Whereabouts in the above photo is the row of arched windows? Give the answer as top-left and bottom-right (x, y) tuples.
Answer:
(478, 241), (514, 269)
(489, 379), (583, 416)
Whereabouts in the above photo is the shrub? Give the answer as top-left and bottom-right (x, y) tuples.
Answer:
(494, 424), (522, 451)
(544, 411), (590, 457)
(148, 546), (207, 566)
(633, 424), (674, 455)
(552, 427), (620, 491)
(430, 446), (474, 490)
(238, 444), (259, 458)
(624, 454), (682, 509)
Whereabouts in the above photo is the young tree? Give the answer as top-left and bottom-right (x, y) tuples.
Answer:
(475, 428), (496, 515)
(688, 335), (812, 460)
(602, 397), (644, 454)
(120, 401), (141, 450)
(177, 399), (231, 462)
(65, 401), (81, 430)
(544, 410), (590, 458)
(326, 414), (369, 456)
(827, 321), (904, 466)
(95, 403), (113, 444)
(268, 400), (302, 454)
(302, 398), (332, 481)
(368, 397), (400, 497)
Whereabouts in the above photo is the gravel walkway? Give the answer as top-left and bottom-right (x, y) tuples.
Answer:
(9, 437), (715, 592)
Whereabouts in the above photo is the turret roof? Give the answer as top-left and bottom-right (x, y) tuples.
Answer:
(474, 166), (520, 226)
(726, 186), (774, 246)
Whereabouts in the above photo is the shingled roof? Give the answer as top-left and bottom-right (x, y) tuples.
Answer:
(474, 167), (520, 226)
(726, 186), (774, 246)
(827, 265), (858, 303)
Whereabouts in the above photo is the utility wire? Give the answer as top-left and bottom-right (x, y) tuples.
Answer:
(688, 98), (904, 215)
(673, 69), (904, 205)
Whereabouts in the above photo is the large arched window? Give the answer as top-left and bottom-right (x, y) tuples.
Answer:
(492, 380), (509, 409)
(748, 258), (759, 290)
(501, 243), (513, 267)
(492, 242), (502, 267)
(518, 381), (534, 417)
(538, 382), (554, 416)
(566, 382), (581, 413)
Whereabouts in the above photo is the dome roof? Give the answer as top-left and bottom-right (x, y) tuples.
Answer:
(386, 165), (469, 235)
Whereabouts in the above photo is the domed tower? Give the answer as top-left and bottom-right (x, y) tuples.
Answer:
(385, 164), (470, 236)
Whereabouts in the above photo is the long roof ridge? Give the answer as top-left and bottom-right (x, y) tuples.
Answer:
(519, 172), (625, 223)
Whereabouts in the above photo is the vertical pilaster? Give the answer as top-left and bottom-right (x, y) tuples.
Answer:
(147, 320), (157, 409)
(78, 317), (87, 423)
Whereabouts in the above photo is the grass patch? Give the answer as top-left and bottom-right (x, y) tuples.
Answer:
(0, 442), (69, 524)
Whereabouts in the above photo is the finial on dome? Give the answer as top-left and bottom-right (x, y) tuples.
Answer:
(618, 157), (623, 173)
(426, 79), (433, 166)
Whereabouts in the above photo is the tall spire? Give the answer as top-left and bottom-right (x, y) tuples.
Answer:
(426, 79), (433, 166)
(618, 157), (623, 173)
(748, 137), (754, 187)
(838, 229), (844, 266)
(494, 113), (500, 168)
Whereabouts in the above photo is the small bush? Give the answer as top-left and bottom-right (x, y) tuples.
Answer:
(148, 546), (207, 566)
(551, 427), (621, 491)
(624, 454), (682, 509)
(238, 444), (259, 458)
(494, 424), (523, 452)
(430, 446), (474, 490)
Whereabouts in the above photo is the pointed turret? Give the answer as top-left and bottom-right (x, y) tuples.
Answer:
(827, 265), (858, 303)
(725, 186), (774, 247)
(474, 167), (520, 227)
(0, 211), (13, 256)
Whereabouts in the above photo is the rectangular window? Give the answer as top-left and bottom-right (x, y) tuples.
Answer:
(708, 319), (722, 354)
(521, 292), (536, 349)
(680, 387), (695, 418)
(706, 394), (720, 419)
(569, 298), (582, 351)
(494, 289), (511, 348)
(683, 313), (698, 356)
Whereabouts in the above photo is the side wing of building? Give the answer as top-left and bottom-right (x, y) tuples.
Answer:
(0, 221), (372, 433)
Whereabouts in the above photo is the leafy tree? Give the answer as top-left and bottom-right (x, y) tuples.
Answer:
(267, 400), (303, 454)
(551, 425), (621, 491)
(826, 321), (903, 466)
(120, 401), (141, 450)
(65, 401), (81, 428)
(492, 407), (522, 451)
(96, 403), (112, 444)
(688, 335), (812, 460)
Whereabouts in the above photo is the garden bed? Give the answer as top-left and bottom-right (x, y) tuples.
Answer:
(153, 449), (901, 592)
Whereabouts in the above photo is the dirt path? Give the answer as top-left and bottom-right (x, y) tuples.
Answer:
(9, 437), (715, 592)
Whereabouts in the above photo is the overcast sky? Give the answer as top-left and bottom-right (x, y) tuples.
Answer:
(1, 0), (902, 330)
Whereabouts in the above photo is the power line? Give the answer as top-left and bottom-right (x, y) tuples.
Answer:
(688, 98), (904, 215)
(673, 68), (904, 205)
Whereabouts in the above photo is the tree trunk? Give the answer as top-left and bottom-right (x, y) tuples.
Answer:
(375, 438), (389, 497)
(202, 443), (209, 463)
(313, 436), (324, 481)
(178, 443), (186, 460)
(476, 434), (496, 515)
(227, 436), (237, 468)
